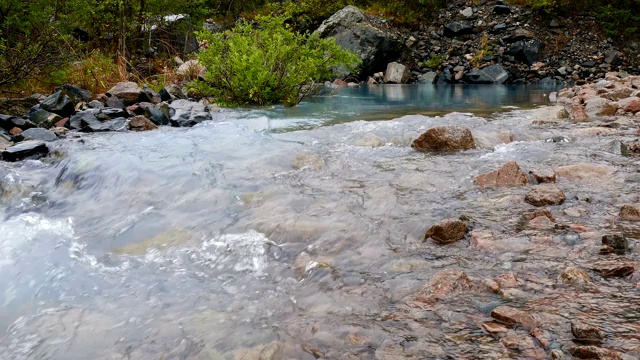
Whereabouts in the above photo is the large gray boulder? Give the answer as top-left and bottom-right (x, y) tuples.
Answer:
(316, 6), (407, 79)
(464, 64), (510, 84)
(383, 62), (410, 84)
(168, 99), (212, 127)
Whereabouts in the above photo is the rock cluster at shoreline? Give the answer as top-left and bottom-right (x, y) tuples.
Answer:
(0, 82), (219, 161)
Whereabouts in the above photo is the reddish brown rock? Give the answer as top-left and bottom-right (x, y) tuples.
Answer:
(527, 216), (555, 230)
(555, 163), (615, 182)
(570, 346), (622, 360)
(470, 229), (494, 249)
(107, 82), (141, 104)
(9, 127), (22, 135)
(529, 328), (552, 348)
(590, 259), (636, 277)
(411, 269), (472, 305)
(495, 273), (519, 288)
(620, 204), (640, 221)
(617, 97), (640, 114)
(525, 184), (566, 206)
(500, 331), (546, 358)
(129, 115), (158, 132)
(482, 321), (509, 333)
(474, 161), (530, 188)
(411, 126), (476, 152)
(570, 104), (588, 121)
(491, 306), (535, 328)
(55, 118), (69, 128)
(528, 167), (556, 184)
(522, 209), (555, 222)
(424, 219), (468, 244)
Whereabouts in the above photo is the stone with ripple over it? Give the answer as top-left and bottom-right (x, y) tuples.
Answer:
(411, 125), (476, 152)
(474, 161), (530, 188)
(524, 184), (566, 206)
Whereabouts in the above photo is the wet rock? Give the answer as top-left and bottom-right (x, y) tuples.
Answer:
(411, 125), (476, 152)
(522, 209), (555, 222)
(555, 163), (615, 182)
(292, 154), (324, 170)
(50, 127), (68, 136)
(570, 104), (589, 121)
(495, 273), (519, 288)
(85, 118), (128, 132)
(528, 167), (556, 183)
(411, 269), (472, 304)
(550, 349), (567, 359)
(128, 115), (158, 131)
(505, 40), (544, 66)
(383, 62), (410, 84)
(527, 216), (555, 230)
(601, 234), (629, 255)
(482, 321), (509, 333)
(444, 22), (473, 37)
(500, 331), (545, 358)
(474, 161), (530, 188)
(17, 128), (57, 142)
(571, 321), (604, 343)
(424, 218), (468, 244)
(470, 229), (495, 249)
(569, 346), (622, 360)
(54, 84), (92, 104)
(88, 100), (105, 109)
(590, 259), (636, 277)
(168, 99), (212, 127)
(1, 140), (48, 161)
(529, 328), (552, 348)
(69, 111), (100, 130)
(524, 184), (566, 206)
(464, 64), (510, 84)
(620, 204), (640, 221)
(145, 106), (170, 126)
(491, 306), (535, 328)
(316, 6), (406, 79)
(106, 82), (141, 104)
(40, 90), (76, 117)
(418, 71), (438, 84)
(559, 267), (591, 284)
(616, 97), (640, 114)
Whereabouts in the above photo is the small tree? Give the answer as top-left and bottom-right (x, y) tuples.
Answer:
(194, 15), (361, 106)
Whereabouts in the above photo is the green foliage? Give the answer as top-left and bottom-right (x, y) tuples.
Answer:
(195, 15), (361, 106)
(595, 4), (639, 37)
(424, 55), (445, 69)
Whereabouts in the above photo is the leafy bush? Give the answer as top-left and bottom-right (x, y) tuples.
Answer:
(595, 4), (639, 37)
(194, 15), (360, 106)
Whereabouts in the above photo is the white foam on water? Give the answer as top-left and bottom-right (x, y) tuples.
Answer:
(195, 230), (269, 274)
(0, 213), (75, 269)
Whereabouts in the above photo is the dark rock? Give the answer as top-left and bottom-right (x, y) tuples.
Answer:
(444, 22), (473, 37)
(474, 161), (530, 187)
(418, 71), (438, 84)
(69, 111), (100, 130)
(491, 305), (535, 328)
(549, 19), (561, 28)
(84, 117), (129, 132)
(411, 126), (476, 151)
(53, 84), (92, 103)
(620, 204), (640, 221)
(40, 90), (76, 117)
(159, 88), (174, 102)
(492, 23), (507, 33)
(601, 234), (629, 255)
(2, 117), (36, 131)
(317, 6), (407, 79)
(129, 115), (158, 131)
(1, 140), (48, 161)
(0, 96), (42, 116)
(524, 184), (566, 206)
(145, 107), (170, 125)
(493, 4), (511, 14)
(17, 128), (57, 142)
(424, 218), (468, 244)
(505, 40), (544, 66)
(100, 107), (131, 119)
(106, 96), (126, 109)
(28, 109), (52, 126)
(464, 64), (510, 84)
(569, 346), (622, 360)
(604, 50), (621, 65)
(581, 61), (597, 68)
(168, 99), (212, 127)
(505, 29), (535, 43)
(590, 259), (636, 277)
(106, 82), (141, 104)
(571, 321), (604, 343)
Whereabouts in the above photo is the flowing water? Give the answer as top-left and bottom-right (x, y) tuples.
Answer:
(1, 84), (639, 360)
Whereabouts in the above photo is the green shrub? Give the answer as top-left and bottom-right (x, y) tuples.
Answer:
(194, 15), (361, 106)
(595, 4), (639, 38)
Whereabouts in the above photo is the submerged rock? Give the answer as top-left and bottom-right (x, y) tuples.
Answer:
(619, 204), (640, 221)
(474, 161), (530, 188)
(590, 259), (636, 277)
(528, 167), (556, 183)
(571, 321), (604, 343)
(1, 140), (48, 161)
(424, 218), (468, 244)
(559, 267), (591, 284)
(411, 269), (472, 304)
(524, 184), (566, 206)
(569, 346), (622, 360)
(411, 126), (476, 152)
(491, 305), (535, 328)
(601, 234), (629, 255)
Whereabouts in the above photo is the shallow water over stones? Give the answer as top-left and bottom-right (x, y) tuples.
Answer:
(1, 85), (639, 359)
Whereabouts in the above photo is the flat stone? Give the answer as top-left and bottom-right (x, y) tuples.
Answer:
(474, 161), (529, 188)
(18, 128), (57, 142)
(412, 126), (476, 152)
(40, 90), (75, 117)
(571, 321), (604, 343)
(569, 346), (622, 360)
(2, 140), (48, 161)
(464, 64), (510, 84)
(522, 209), (555, 222)
(424, 218), (468, 244)
(443, 22), (473, 37)
(590, 259), (636, 277)
(491, 305), (535, 328)
(413, 269), (472, 304)
(107, 82), (141, 104)
(620, 204), (640, 221)
(524, 184), (566, 206)
(482, 321), (509, 333)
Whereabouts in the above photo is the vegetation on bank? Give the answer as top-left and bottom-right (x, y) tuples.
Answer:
(1, 0), (639, 106)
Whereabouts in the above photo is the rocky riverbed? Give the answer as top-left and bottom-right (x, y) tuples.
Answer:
(0, 74), (639, 359)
